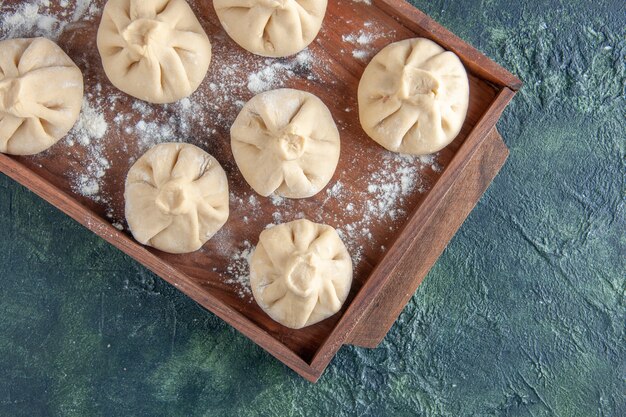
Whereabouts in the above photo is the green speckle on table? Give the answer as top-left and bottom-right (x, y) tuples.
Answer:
(1, 0), (624, 416)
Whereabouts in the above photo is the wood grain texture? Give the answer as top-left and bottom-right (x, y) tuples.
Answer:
(309, 88), (516, 374)
(0, 0), (519, 382)
(348, 127), (510, 348)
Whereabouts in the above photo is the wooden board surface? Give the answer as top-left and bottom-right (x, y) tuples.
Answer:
(0, 0), (520, 381)
(349, 126), (510, 348)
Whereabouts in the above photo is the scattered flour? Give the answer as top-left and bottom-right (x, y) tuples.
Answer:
(247, 49), (314, 93)
(114, 97), (217, 154)
(134, 119), (177, 149)
(74, 175), (100, 197)
(71, 100), (107, 146)
(342, 24), (392, 61)
(270, 194), (285, 206)
(64, 85), (112, 202)
(352, 50), (370, 60)
(223, 241), (254, 300)
(0, 0), (101, 40)
(248, 195), (261, 209)
(326, 181), (344, 198)
(342, 31), (375, 45)
(326, 152), (440, 266)
(220, 152), (440, 275)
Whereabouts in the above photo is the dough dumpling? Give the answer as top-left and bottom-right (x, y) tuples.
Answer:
(97, 0), (212, 103)
(125, 143), (229, 254)
(250, 219), (353, 329)
(214, 0), (327, 57)
(231, 89), (340, 199)
(0, 37), (83, 155)
(358, 38), (470, 155)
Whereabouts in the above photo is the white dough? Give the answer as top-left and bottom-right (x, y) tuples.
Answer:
(358, 38), (470, 155)
(97, 0), (212, 103)
(125, 143), (229, 254)
(231, 89), (340, 199)
(214, 0), (327, 57)
(250, 219), (353, 329)
(0, 37), (83, 155)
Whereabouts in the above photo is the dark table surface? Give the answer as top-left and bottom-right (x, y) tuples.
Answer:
(1, 0), (624, 416)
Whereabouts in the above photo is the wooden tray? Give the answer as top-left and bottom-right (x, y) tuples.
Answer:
(0, 0), (520, 381)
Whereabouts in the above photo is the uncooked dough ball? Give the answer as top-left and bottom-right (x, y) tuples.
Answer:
(125, 143), (229, 254)
(250, 219), (353, 329)
(0, 37), (83, 156)
(97, 0), (212, 103)
(358, 38), (470, 155)
(231, 89), (340, 199)
(214, 0), (327, 57)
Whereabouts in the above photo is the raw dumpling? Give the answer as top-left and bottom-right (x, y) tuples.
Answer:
(214, 0), (327, 57)
(250, 219), (353, 329)
(125, 143), (229, 254)
(231, 89), (340, 199)
(97, 0), (212, 103)
(358, 38), (470, 155)
(0, 37), (83, 156)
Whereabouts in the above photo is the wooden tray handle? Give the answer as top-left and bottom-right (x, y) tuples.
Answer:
(348, 127), (509, 348)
